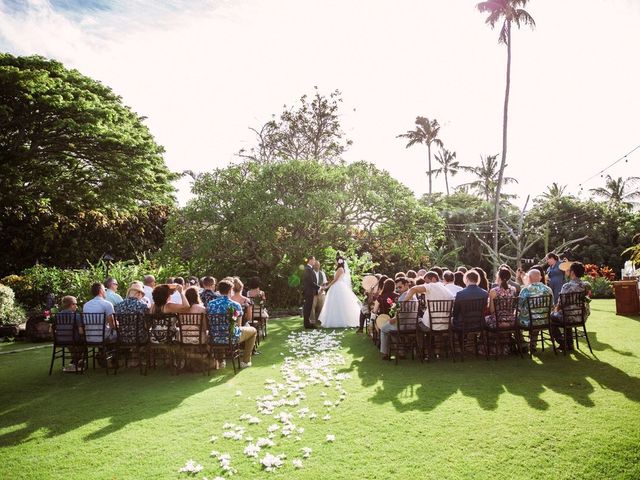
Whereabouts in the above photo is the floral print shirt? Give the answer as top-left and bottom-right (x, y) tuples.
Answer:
(518, 282), (553, 327)
(207, 296), (242, 344)
(114, 297), (149, 315)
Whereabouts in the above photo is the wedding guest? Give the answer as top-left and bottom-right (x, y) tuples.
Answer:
(431, 267), (444, 281)
(58, 295), (83, 372)
(184, 286), (207, 313)
(104, 278), (123, 306)
(232, 277), (252, 324)
(406, 270), (417, 279)
(473, 267), (489, 291)
(394, 272), (406, 279)
(114, 282), (149, 315)
(550, 262), (591, 350)
(452, 271), (488, 328)
(376, 275), (389, 294)
(151, 284), (190, 314)
(169, 277), (185, 303)
(492, 264), (521, 294)
(443, 271), (463, 295)
(546, 253), (566, 301)
(456, 266), (468, 273)
(143, 275), (156, 305)
(207, 279), (257, 368)
(83, 282), (117, 341)
(374, 278), (398, 316)
(485, 268), (517, 328)
(188, 276), (199, 287)
(454, 271), (466, 289)
(518, 269), (553, 351)
(417, 269), (428, 278)
(405, 271), (454, 330)
(530, 266), (546, 285)
(395, 277), (411, 301)
(200, 276), (220, 306)
(247, 276), (269, 321)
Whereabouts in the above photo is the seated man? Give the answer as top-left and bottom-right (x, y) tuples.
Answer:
(442, 270), (463, 296)
(207, 279), (257, 369)
(452, 270), (488, 329)
(517, 269), (553, 327)
(378, 278), (418, 360)
(406, 271), (455, 331)
(550, 262), (591, 350)
(83, 282), (117, 342)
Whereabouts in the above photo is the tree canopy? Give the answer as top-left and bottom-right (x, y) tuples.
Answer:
(0, 54), (177, 275)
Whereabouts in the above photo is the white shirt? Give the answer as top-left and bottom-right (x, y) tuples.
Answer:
(444, 283), (463, 295)
(143, 285), (154, 305)
(169, 291), (182, 304)
(420, 282), (455, 329)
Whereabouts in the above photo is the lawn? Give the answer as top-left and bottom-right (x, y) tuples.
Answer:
(0, 299), (639, 479)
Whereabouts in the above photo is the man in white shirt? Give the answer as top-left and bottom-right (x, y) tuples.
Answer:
(443, 271), (463, 296)
(405, 271), (454, 331)
(169, 277), (184, 303)
(83, 282), (116, 341)
(143, 275), (156, 305)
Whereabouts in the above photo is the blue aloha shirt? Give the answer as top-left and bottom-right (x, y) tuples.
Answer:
(207, 296), (242, 344)
(114, 297), (149, 315)
(518, 282), (553, 327)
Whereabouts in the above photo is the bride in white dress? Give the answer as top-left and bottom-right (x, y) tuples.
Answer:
(318, 255), (361, 328)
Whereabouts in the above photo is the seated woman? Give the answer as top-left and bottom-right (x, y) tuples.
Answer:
(246, 276), (269, 320)
(184, 286), (207, 314)
(231, 277), (253, 325)
(485, 268), (517, 328)
(151, 284), (190, 315)
(114, 282), (150, 315)
(58, 295), (84, 372)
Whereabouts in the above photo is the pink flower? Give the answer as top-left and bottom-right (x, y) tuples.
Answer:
(233, 309), (241, 318)
(386, 298), (393, 305)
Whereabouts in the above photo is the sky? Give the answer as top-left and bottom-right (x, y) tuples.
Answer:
(1, 0), (639, 207)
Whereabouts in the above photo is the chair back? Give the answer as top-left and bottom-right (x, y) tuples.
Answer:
(52, 313), (80, 345)
(396, 301), (419, 331)
(526, 294), (553, 327)
(114, 313), (146, 346)
(456, 298), (486, 331)
(427, 300), (454, 331)
(144, 314), (178, 344)
(208, 313), (236, 346)
(558, 292), (586, 326)
(492, 296), (519, 329)
(252, 303), (265, 320)
(178, 313), (207, 345)
(82, 313), (108, 345)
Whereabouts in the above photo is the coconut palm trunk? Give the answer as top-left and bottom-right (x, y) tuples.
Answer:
(427, 144), (433, 195)
(492, 20), (512, 261)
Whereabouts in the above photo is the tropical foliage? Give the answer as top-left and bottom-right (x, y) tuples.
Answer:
(397, 116), (443, 196)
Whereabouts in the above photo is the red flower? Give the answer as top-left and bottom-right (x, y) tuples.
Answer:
(386, 298), (393, 305)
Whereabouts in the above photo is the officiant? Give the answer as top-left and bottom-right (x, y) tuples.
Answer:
(310, 259), (328, 324)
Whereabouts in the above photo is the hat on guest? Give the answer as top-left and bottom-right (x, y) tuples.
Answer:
(127, 281), (145, 297)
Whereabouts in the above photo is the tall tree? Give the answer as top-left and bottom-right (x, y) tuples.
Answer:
(589, 175), (640, 208)
(477, 0), (535, 268)
(459, 154), (518, 202)
(433, 147), (462, 195)
(538, 182), (568, 202)
(0, 54), (177, 274)
(238, 87), (352, 164)
(397, 116), (443, 195)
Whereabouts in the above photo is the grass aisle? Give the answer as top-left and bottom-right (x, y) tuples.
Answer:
(0, 299), (639, 479)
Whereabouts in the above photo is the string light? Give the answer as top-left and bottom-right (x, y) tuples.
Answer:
(577, 143), (640, 188)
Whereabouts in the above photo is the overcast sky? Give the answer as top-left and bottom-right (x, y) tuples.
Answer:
(1, 0), (639, 206)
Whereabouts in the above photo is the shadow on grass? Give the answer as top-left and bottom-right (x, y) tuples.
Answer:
(0, 317), (290, 447)
(342, 329), (640, 413)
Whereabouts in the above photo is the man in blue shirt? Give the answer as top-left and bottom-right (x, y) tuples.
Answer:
(83, 282), (116, 341)
(207, 279), (257, 368)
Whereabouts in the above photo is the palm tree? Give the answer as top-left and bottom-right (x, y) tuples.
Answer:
(433, 148), (462, 195)
(477, 0), (535, 264)
(459, 154), (518, 202)
(589, 175), (640, 207)
(397, 116), (443, 195)
(539, 182), (568, 201)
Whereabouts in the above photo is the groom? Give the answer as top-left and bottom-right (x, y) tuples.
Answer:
(302, 256), (320, 329)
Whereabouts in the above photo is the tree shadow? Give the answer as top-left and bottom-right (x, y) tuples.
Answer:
(0, 319), (290, 448)
(586, 331), (635, 357)
(342, 331), (640, 414)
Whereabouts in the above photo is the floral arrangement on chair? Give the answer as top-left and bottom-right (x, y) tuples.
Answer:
(227, 305), (241, 336)
(388, 298), (398, 319)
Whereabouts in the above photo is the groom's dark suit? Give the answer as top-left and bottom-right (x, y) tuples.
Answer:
(302, 264), (320, 328)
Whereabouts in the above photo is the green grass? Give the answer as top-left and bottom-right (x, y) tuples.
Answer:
(1, 299), (639, 479)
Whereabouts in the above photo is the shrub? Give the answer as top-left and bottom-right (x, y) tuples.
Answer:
(0, 284), (26, 325)
(584, 276), (614, 299)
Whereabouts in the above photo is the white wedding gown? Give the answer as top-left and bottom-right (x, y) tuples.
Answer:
(318, 264), (361, 328)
